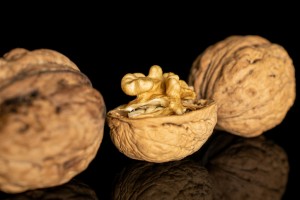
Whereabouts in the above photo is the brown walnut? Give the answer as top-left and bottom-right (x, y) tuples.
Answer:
(188, 35), (296, 137)
(0, 48), (106, 193)
(107, 65), (217, 163)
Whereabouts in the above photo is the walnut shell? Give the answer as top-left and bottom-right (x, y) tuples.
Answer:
(188, 35), (296, 137)
(107, 100), (217, 163)
(0, 48), (106, 193)
(205, 132), (289, 200)
(112, 160), (213, 200)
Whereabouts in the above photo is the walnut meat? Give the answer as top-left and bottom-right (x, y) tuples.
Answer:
(112, 160), (213, 200)
(188, 35), (296, 137)
(0, 48), (106, 193)
(107, 65), (217, 163)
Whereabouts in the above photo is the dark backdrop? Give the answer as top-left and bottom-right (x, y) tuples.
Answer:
(0, 11), (299, 199)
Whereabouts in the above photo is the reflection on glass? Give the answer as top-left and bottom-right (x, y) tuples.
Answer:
(203, 131), (289, 200)
(0, 179), (98, 200)
(113, 131), (289, 200)
(112, 159), (213, 200)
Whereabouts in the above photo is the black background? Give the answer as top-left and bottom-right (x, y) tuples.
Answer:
(0, 8), (299, 199)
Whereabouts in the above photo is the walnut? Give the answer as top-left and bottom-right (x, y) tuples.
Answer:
(112, 160), (213, 200)
(0, 179), (98, 200)
(0, 48), (106, 193)
(204, 132), (289, 200)
(107, 65), (217, 163)
(188, 35), (296, 137)
(120, 65), (196, 117)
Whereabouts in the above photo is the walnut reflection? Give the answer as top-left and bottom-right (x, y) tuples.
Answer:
(112, 131), (288, 200)
(112, 159), (213, 200)
(0, 179), (98, 200)
(203, 131), (289, 200)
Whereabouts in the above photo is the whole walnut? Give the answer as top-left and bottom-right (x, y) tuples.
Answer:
(0, 48), (106, 193)
(112, 159), (213, 200)
(204, 132), (289, 200)
(188, 35), (296, 137)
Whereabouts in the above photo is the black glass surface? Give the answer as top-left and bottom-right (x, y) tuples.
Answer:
(0, 24), (298, 199)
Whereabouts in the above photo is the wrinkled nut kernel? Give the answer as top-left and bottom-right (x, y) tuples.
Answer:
(0, 48), (106, 193)
(120, 65), (196, 117)
(107, 65), (217, 163)
(188, 35), (296, 137)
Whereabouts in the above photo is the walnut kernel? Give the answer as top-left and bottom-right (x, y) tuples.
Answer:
(107, 65), (217, 163)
